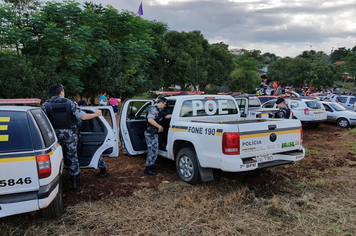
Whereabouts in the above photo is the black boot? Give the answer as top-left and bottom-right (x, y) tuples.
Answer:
(144, 166), (157, 175)
(96, 168), (108, 177)
(71, 175), (79, 189)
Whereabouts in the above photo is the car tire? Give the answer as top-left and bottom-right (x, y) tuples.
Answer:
(41, 174), (64, 218)
(176, 148), (200, 185)
(337, 118), (349, 128)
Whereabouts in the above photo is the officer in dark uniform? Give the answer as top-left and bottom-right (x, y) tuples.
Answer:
(144, 96), (171, 175)
(274, 97), (291, 119)
(42, 84), (102, 189)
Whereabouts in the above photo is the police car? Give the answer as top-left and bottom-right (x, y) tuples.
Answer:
(0, 102), (118, 218)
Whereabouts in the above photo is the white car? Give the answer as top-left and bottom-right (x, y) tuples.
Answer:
(325, 95), (356, 111)
(321, 101), (356, 128)
(262, 98), (327, 127)
(0, 104), (118, 219)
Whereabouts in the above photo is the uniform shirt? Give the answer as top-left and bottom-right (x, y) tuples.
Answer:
(147, 105), (161, 121)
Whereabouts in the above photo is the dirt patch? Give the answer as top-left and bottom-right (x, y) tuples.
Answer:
(62, 122), (353, 207)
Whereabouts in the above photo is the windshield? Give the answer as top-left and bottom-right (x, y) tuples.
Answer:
(329, 103), (347, 111)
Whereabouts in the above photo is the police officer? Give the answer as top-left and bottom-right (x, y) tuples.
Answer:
(42, 84), (102, 189)
(144, 96), (171, 175)
(274, 97), (291, 119)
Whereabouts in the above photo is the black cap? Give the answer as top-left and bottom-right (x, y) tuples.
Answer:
(77, 100), (88, 106)
(157, 96), (167, 103)
(49, 84), (63, 96)
(276, 97), (285, 104)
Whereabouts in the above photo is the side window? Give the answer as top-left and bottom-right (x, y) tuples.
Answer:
(323, 104), (332, 112)
(31, 109), (56, 148)
(126, 101), (151, 120)
(337, 96), (347, 103)
(263, 102), (274, 108)
(99, 108), (113, 128)
(0, 111), (33, 153)
(289, 101), (299, 109)
(80, 110), (104, 132)
(235, 99), (246, 114)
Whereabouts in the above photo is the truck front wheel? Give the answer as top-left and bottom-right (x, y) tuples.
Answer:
(176, 148), (200, 185)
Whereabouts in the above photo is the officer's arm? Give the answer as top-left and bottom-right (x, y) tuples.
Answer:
(165, 114), (172, 119)
(148, 117), (163, 132)
(81, 108), (102, 120)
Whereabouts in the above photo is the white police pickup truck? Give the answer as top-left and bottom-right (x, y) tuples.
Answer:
(119, 95), (305, 184)
(0, 103), (118, 219)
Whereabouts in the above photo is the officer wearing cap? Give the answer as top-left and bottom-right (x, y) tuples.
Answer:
(144, 96), (172, 175)
(42, 84), (102, 189)
(274, 97), (291, 119)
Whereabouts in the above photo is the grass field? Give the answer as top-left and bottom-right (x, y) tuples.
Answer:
(1, 125), (356, 236)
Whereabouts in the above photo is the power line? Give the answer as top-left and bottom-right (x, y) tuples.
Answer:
(208, 0), (284, 34)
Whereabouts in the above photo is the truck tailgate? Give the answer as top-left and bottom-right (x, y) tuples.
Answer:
(0, 154), (40, 195)
(237, 119), (302, 158)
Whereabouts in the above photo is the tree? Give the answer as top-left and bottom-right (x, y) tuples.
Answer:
(330, 47), (350, 63)
(228, 54), (261, 93)
(305, 62), (336, 89)
(298, 50), (330, 64)
(267, 57), (311, 86)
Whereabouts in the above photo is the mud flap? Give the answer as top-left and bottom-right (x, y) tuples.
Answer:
(197, 157), (214, 182)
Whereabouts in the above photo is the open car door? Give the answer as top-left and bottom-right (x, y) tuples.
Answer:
(77, 106), (119, 169)
(119, 99), (154, 156)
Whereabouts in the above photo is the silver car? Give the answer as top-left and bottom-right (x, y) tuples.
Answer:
(321, 101), (356, 128)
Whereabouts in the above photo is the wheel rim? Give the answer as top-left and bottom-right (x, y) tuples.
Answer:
(338, 119), (348, 127)
(178, 155), (194, 179)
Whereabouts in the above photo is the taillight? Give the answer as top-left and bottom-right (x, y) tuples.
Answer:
(36, 154), (51, 179)
(300, 126), (303, 145)
(304, 108), (309, 115)
(222, 132), (240, 155)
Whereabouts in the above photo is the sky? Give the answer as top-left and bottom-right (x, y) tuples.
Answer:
(76, 0), (356, 58)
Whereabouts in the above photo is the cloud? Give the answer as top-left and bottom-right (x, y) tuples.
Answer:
(76, 0), (356, 57)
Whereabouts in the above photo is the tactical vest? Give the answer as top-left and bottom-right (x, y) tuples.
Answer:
(276, 106), (291, 119)
(146, 105), (166, 130)
(45, 99), (77, 130)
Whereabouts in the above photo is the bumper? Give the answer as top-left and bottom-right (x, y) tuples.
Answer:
(220, 148), (305, 172)
(0, 175), (60, 218)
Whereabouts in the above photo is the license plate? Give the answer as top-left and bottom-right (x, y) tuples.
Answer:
(256, 154), (273, 163)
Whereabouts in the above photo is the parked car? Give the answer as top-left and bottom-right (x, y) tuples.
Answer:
(0, 102), (119, 219)
(326, 95), (356, 111)
(321, 101), (356, 128)
(0, 106), (64, 218)
(262, 97), (327, 127)
(257, 95), (278, 105)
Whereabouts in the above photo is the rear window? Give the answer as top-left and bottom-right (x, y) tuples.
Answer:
(31, 109), (56, 148)
(180, 98), (238, 117)
(0, 111), (33, 153)
(248, 98), (261, 108)
(305, 101), (322, 109)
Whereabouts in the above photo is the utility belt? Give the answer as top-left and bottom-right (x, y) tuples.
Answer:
(146, 126), (158, 135)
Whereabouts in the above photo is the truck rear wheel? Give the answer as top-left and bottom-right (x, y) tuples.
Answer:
(176, 148), (200, 185)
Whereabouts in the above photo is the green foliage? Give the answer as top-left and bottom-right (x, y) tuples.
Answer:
(298, 50), (330, 64)
(228, 54), (261, 93)
(330, 47), (350, 63)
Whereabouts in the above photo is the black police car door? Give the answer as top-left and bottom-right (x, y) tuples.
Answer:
(119, 99), (154, 156)
(77, 106), (119, 168)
